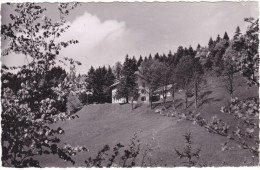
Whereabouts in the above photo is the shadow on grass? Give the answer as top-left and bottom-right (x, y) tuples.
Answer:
(199, 90), (213, 100)
(152, 102), (161, 109)
(134, 102), (143, 109)
(188, 101), (194, 108)
(175, 99), (184, 109)
(152, 101), (174, 109)
(199, 98), (222, 107)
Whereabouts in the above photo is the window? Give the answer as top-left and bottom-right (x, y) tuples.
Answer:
(142, 82), (145, 88)
(141, 96), (146, 101)
(141, 89), (145, 94)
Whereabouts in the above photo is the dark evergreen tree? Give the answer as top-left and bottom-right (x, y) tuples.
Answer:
(188, 46), (195, 57)
(174, 46), (185, 65)
(131, 56), (138, 71)
(104, 66), (115, 102)
(113, 61), (123, 79)
(85, 65), (116, 104)
(223, 31), (229, 41)
(154, 52), (160, 60)
(137, 56), (143, 67)
(148, 53), (153, 60)
(196, 44), (201, 51)
(116, 55), (138, 103)
(184, 47), (188, 56)
(234, 26), (241, 39)
(216, 34), (221, 43)
(208, 37), (214, 48)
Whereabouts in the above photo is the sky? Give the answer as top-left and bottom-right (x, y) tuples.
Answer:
(1, 1), (259, 74)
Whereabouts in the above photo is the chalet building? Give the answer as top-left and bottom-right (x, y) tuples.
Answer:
(134, 70), (150, 103)
(153, 84), (173, 99)
(110, 70), (173, 104)
(110, 80), (127, 103)
(110, 73), (150, 104)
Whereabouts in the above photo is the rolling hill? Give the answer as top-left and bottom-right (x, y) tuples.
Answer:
(37, 74), (258, 167)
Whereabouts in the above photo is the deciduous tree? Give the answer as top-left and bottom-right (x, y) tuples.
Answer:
(1, 3), (87, 167)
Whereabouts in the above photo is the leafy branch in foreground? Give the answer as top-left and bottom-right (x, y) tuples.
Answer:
(1, 2), (88, 167)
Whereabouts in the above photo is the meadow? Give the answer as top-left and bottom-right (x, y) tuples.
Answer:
(38, 74), (259, 167)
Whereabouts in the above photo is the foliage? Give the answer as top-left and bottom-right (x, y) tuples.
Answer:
(86, 65), (115, 104)
(113, 61), (123, 79)
(230, 18), (259, 86)
(222, 46), (238, 98)
(66, 93), (83, 114)
(139, 59), (162, 108)
(84, 131), (160, 167)
(175, 131), (202, 167)
(1, 3), (88, 167)
(175, 97), (259, 158)
(116, 55), (138, 103)
(174, 55), (204, 108)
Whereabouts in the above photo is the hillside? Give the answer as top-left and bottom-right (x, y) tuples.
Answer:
(38, 75), (258, 167)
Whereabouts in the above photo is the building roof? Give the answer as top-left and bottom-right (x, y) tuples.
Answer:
(109, 80), (120, 88)
(153, 84), (173, 93)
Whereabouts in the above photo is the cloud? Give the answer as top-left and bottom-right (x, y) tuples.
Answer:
(1, 11), (140, 74)
(59, 11), (140, 74)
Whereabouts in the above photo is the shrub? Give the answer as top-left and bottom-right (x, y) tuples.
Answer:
(175, 131), (202, 167)
(66, 94), (83, 114)
(85, 131), (160, 167)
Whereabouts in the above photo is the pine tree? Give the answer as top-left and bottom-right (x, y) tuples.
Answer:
(208, 37), (214, 48)
(216, 34), (221, 42)
(113, 61), (123, 79)
(131, 56), (138, 71)
(148, 54), (153, 60)
(168, 50), (172, 58)
(234, 26), (241, 39)
(196, 44), (201, 51)
(116, 55), (138, 103)
(104, 66), (115, 102)
(154, 53), (160, 60)
(175, 46), (185, 65)
(188, 46), (195, 56)
(137, 56), (143, 67)
(223, 31), (229, 41)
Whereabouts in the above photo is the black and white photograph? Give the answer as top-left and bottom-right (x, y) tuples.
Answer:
(1, 0), (259, 168)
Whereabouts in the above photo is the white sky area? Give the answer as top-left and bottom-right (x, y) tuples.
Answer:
(1, 1), (259, 74)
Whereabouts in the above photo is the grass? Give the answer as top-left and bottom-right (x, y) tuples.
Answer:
(38, 74), (259, 167)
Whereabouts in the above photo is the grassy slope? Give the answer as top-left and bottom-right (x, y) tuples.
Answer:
(39, 75), (258, 167)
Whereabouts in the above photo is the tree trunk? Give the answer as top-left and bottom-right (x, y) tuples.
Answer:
(131, 100), (134, 110)
(126, 96), (129, 103)
(162, 89), (167, 108)
(185, 93), (188, 109)
(149, 92), (152, 109)
(195, 82), (198, 108)
(172, 86), (175, 109)
(195, 92), (198, 108)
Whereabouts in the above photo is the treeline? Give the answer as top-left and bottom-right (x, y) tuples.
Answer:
(83, 17), (258, 107)
(83, 66), (115, 104)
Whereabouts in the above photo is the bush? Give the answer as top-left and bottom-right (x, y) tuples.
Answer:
(66, 93), (83, 114)
(85, 131), (160, 167)
(175, 131), (202, 167)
